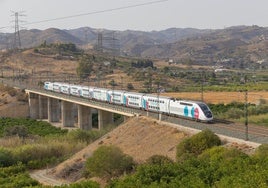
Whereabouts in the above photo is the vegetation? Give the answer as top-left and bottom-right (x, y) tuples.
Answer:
(209, 100), (268, 125)
(176, 129), (221, 161)
(0, 117), (67, 137)
(36, 42), (83, 57)
(0, 117), (267, 187)
(76, 55), (94, 79)
(0, 164), (40, 187)
(85, 145), (135, 180)
(0, 117), (118, 187)
(108, 131), (268, 188)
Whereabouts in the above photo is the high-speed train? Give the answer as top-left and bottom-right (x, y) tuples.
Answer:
(44, 82), (213, 122)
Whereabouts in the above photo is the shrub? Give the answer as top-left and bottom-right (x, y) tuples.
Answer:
(253, 144), (268, 159)
(224, 108), (244, 119)
(68, 129), (103, 144)
(145, 155), (174, 165)
(4, 125), (28, 138)
(85, 145), (135, 180)
(176, 129), (221, 161)
(0, 147), (15, 167)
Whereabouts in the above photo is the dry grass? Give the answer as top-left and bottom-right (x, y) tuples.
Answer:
(50, 116), (188, 182)
(162, 91), (268, 104)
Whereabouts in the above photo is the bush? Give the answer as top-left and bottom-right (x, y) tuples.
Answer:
(145, 155), (174, 165)
(176, 129), (221, 161)
(85, 145), (135, 180)
(224, 108), (244, 119)
(253, 144), (268, 159)
(68, 129), (103, 144)
(0, 147), (15, 167)
(4, 125), (28, 138)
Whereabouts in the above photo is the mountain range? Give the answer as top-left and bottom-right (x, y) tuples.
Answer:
(0, 25), (267, 65)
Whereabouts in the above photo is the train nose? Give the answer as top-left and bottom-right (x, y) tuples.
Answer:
(206, 111), (213, 118)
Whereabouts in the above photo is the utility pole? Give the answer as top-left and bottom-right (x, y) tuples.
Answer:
(244, 75), (249, 141)
(201, 71), (204, 101)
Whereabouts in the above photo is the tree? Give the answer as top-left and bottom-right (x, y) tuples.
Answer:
(85, 145), (134, 180)
(76, 55), (93, 79)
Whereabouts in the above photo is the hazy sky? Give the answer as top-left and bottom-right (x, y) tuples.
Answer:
(1, 0), (268, 33)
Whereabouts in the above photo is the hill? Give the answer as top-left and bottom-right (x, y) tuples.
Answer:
(48, 116), (187, 182)
(1, 26), (267, 67)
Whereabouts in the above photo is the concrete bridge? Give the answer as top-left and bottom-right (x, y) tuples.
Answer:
(25, 89), (137, 130)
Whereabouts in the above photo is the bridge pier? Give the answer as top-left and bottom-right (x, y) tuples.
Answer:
(61, 101), (74, 127)
(48, 97), (60, 122)
(98, 109), (114, 130)
(78, 105), (92, 130)
(39, 95), (48, 119)
(29, 93), (39, 119)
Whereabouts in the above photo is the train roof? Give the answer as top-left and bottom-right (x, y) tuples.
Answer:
(144, 93), (172, 99)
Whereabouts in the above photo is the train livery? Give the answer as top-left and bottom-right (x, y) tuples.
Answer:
(44, 82), (213, 122)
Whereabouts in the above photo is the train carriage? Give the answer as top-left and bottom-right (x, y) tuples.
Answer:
(107, 90), (125, 104)
(123, 92), (144, 108)
(92, 88), (109, 102)
(142, 94), (170, 113)
(60, 83), (70, 94)
(44, 82), (53, 91)
(169, 100), (213, 121)
(52, 82), (62, 93)
(81, 86), (94, 99)
(70, 85), (82, 97)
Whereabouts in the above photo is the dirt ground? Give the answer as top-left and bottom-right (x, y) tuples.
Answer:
(0, 92), (29, 118)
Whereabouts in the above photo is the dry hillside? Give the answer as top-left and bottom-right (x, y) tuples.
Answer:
(49, 116), (188, 182)
(0, 87), (29, 118)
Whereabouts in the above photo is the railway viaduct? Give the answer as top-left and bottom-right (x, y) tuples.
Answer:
(25, 89), (136, 130)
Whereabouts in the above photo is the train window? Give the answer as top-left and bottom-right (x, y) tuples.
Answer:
(180, 102), (193, 106)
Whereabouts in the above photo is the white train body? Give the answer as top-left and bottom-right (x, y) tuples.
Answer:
(44, 82), (53, 91)
(80, 86), (94, 99)
(142, 94), (170, 113)
(123, 92), (144, 108)
(52, 82), (62, 92)
(70, 85), (82, 96)
(93, 88), (109, 102)
(60, 83), (70, 94)
(107, 90), (125, 104)
(44, 82), (213, 122)
(169, 100), (213, 121)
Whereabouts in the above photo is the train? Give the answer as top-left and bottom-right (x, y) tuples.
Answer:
(44, 81), (213, 122)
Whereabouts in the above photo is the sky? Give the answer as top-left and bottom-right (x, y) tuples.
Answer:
(0, 0), (268, 33)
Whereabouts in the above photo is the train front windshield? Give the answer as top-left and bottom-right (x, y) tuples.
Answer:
(198, 103), (213, 118)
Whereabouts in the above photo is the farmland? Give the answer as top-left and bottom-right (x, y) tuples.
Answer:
(162, 91), (268, 104)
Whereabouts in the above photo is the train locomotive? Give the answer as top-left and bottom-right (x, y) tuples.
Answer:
(44, 82), (213, 122)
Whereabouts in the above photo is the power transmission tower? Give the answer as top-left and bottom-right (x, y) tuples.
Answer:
(11, 11), (25, 49)
(97, 31), (103, 52)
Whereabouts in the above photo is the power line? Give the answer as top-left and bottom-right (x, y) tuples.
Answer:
(0, 0), (168, 30)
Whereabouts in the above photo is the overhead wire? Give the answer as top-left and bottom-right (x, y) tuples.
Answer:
(0, 0), (168, 31)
